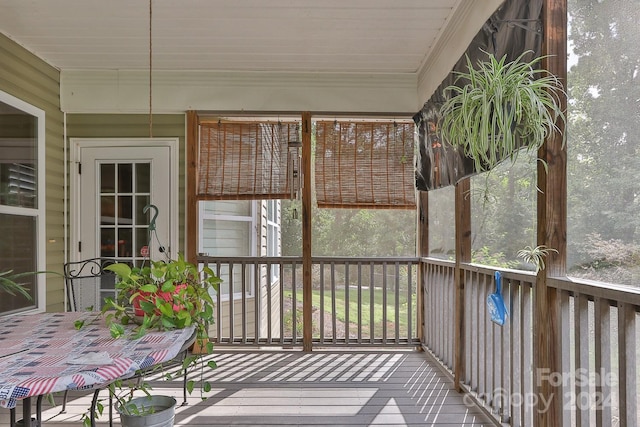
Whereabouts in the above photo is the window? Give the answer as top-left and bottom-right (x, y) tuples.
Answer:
(428, 187), (455, 260)
(0, 91), (45, 314)
(567, 0), (640, 286)
(199, 200), (256, 298)
(266, 200), (280, 282)
(470, 153), (536, 269)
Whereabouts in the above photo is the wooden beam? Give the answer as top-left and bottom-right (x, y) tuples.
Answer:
(302, 112), (313, 352)
(540, 0), (568, 277)
(418, 191), (429, 257)
(416, 191), (429, 344)
(186, 110), (199, 265)
(454, 179), (471, 391)
(534, 0), (567, 425)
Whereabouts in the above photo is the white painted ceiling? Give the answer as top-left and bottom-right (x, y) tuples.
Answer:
(0, 0), (464, 74)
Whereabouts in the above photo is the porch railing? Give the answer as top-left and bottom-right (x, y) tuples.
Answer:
(460, 264), (536, 426)
(198, 255), (420, 347)
(421, 256), (640, 427)
(548, 276), (640, 427)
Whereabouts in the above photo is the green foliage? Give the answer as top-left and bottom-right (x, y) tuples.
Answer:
(581, 233), (640, 268)
(102, 253), (221, 340)
(569, 233), (640, 284)
(281, 200), (303, 255)
(78, 253), (222, 425)
(516, 245), (558, 273)
(281, 201), (416, 257)
(566, 0), (640, 284)
(468, 149), (537, 267)
(471, 246), (519, 269)
(439, 50), (565, 172)
(283, 306), (304, 337)
(283, 288), (415, 338)
(0, 270), (34, 300)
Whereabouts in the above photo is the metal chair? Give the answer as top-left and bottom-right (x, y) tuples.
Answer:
(58, 258), (118, 423)
(64, 257), (118, 312)
(9, 258), (118, 427)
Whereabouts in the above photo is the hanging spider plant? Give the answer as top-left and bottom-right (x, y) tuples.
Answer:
(439, 50), (565, 172)
(517, 245), (559, 273)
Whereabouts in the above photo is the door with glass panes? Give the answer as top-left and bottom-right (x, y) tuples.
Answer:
(73, 140), (176, 309)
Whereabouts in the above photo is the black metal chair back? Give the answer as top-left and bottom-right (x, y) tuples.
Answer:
(63, 258), (117, 312)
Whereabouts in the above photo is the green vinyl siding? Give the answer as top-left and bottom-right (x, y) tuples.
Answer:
(0, 33), (65, 312)
(202, 219), (252, 256)
(202, 200), (252, 216)
(65, 114), (186, 251)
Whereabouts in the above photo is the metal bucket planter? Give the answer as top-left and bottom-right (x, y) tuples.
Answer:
(117, 395), (177, 427)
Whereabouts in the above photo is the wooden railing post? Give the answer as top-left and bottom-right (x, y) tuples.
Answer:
(301, 112), (313, 352)
(535, 0), (567, 425)
(454, 179), (471, 391)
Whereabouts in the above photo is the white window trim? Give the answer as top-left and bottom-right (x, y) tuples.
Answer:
(0, 90), (46, 312)
(266, 200), (281, 284)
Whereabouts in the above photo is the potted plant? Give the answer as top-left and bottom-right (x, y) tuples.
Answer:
(438, 50), (566, 172)
(517, 245), (559, 273)
(101, 253), (221, 341)
(77, 253), (221, 427)
(116, 394), (178, 427)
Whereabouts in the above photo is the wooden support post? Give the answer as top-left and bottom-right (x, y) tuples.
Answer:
(416, 191), (429, 344)
(535, 0), (567, 425)
(301, 112), (313, 352)
(418, 191), (429, 257)
(186, 110), (199, 265)
(454, 179), (471, 391)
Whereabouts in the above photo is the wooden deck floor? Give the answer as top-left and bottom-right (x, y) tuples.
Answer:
(2, 350), (494, 427)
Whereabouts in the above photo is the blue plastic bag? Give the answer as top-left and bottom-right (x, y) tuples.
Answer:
(487, 271), (508, 326)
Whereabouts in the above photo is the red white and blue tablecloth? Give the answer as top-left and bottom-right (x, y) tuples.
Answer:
(0, 312), (195, 409)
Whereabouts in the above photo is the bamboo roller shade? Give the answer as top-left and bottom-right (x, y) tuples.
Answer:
(315, 121), (416, 209)
(197, 121), (300, 200)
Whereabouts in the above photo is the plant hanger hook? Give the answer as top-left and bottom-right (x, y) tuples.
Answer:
(143, 204), (159, 231)
(143, 204), (169, 259)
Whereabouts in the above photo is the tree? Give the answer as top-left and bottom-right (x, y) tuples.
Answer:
(566, 0), (640, 282)
(281, 200), (416, 257)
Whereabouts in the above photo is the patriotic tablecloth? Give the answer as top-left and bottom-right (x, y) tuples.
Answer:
(0, 312), (195, 409)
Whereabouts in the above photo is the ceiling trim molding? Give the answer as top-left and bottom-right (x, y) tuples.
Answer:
(61, 70), (420, 114)
(416, 0), (504, 107)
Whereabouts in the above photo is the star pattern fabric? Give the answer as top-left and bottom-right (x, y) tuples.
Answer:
(0, 312), (195, 409)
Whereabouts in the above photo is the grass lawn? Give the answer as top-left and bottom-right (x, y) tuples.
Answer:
(283, 287), (416, 337)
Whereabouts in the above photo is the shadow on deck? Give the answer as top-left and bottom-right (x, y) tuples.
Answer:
(2, 350), (494, 427)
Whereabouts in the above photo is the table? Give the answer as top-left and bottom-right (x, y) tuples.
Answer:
(0, 312), (196, 426)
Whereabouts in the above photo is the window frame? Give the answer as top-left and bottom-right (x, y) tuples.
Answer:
(266, 199), (281, 283)
(0, 90), (46, 314)
(198, 200), (257, 300)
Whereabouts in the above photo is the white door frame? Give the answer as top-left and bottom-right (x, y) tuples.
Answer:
(69, 138), (179, 262)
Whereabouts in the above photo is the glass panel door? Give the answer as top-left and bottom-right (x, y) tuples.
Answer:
(99, 162), (152, 260)
(77, 144), (172, 309)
